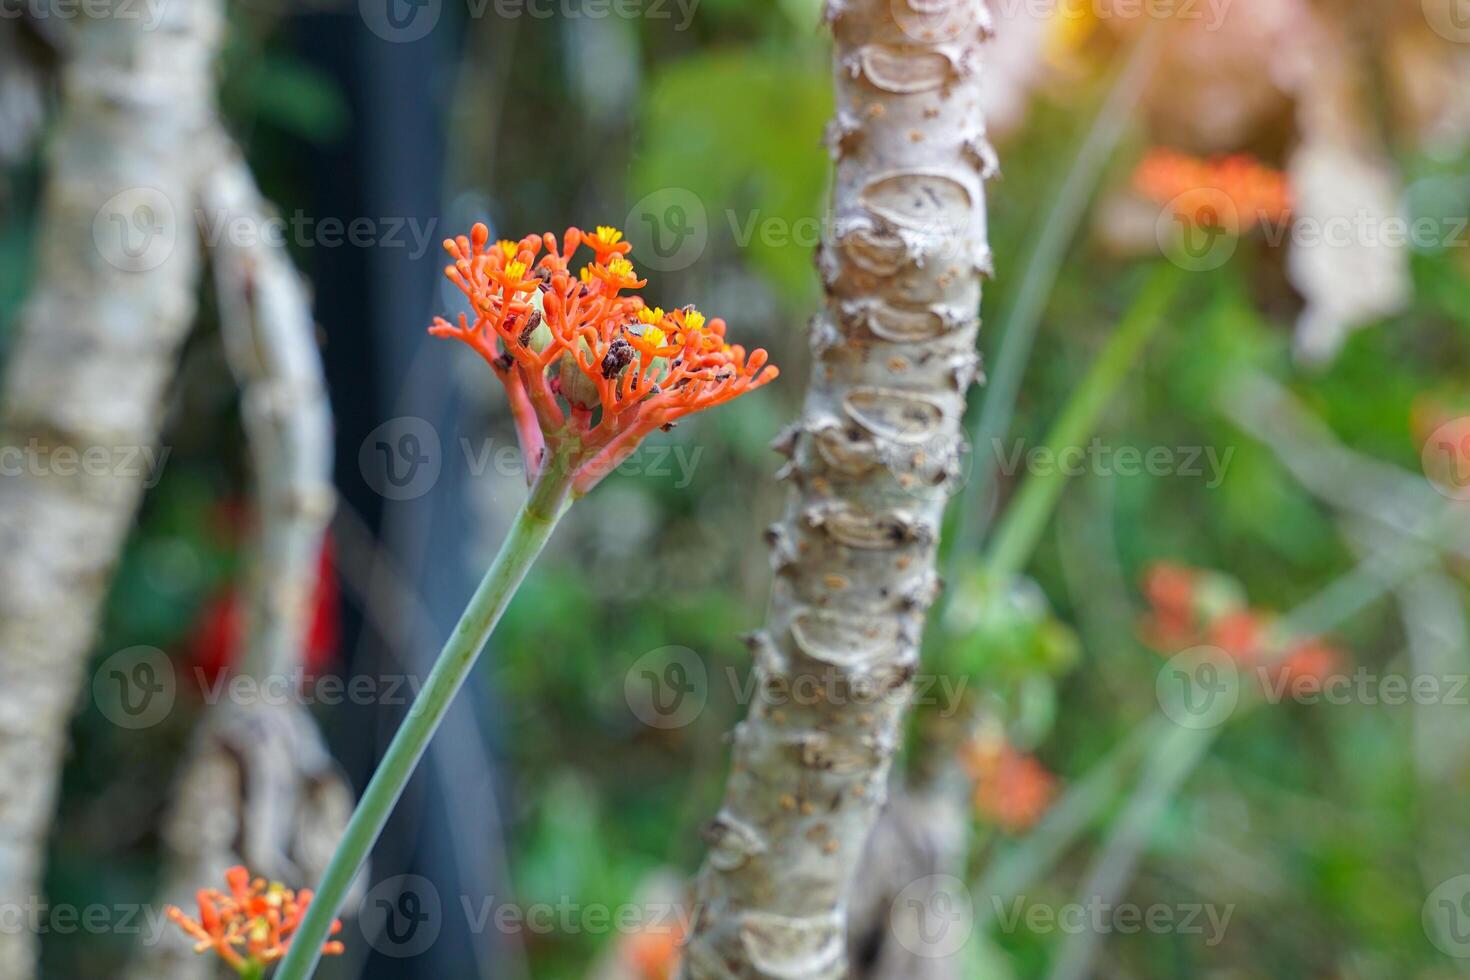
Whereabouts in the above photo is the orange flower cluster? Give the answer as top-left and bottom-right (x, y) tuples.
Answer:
(431, 224), (777, 494)
(165, 866), (344, 975)
(1140, 561), (1344, 698)
(1133, 149), (1293, 232)
(959, 734), (1058, 834)
(620, 921), (684, 980)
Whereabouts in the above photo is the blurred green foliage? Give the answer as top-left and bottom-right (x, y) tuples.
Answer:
(3, 3), (1469, 979)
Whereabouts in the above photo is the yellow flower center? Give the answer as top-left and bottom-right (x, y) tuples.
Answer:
(504, 260), (527, 282)
(642, 325), (668, 348)
(607, 258), (635, 280)
(638, 307), (665, 324)
(684, 309), (706, 332)
(593, 225), (624, 247)
(498, 240), (518, 259)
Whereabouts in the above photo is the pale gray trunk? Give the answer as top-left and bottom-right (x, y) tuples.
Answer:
(681, 2), (993, 976)
(0, 6), (220, 978)
(124, 135), (350, 980)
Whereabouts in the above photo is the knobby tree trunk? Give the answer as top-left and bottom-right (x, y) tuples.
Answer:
(682, 2), (993, 977)
(126, 135), (349, 980)
(0, 6), (220, 978)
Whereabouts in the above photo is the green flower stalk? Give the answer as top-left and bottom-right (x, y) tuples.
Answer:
(273, 225), (777, 979)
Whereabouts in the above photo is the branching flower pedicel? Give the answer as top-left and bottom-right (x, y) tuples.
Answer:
(166, 866), (344, 977)
(431, 224), (778, 496)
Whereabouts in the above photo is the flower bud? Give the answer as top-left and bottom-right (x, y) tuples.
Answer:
(557, 336), (602, 409)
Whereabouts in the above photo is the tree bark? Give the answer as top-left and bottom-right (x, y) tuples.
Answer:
(682, 2), (993, 976)
(124, 134), (350, 980)
(0, 6), (220, 977)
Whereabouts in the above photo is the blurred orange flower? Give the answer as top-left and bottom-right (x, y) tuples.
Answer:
(1138, 562), (1347, 699)
(1267, 637), (1344, 699)
(1140, 561), (1198, 649)
(959, 734), (1058, 834)
(1134, 149), (1293, 232)
(165, 866), (343, 976)
(621, 922), (684, 980)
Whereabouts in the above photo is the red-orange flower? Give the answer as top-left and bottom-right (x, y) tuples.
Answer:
(1137, 562), (1350, 704)
(165, 866), (344, 975)
(430, 224), (777, 495)
(1266, 637), (1344, 698)
(1139, 561), (1198, 650)
(1134, 149), (1292, 232)
(959, 735), (1058, 834)
(1207, 608), (1271, 667)
(620, 920), (685, 980)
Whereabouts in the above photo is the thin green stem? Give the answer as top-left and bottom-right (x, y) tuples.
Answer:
(983, 262), (1182, 581)
(948, 23), (1162, 565)
(274, 466), (574, 980)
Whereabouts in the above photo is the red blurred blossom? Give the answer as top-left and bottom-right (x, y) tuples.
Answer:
(1266, 638), (1345, 698)
(1138, 562), (1349, 701)
(620, 922), (684, 980)
(1207, 609), (1272, 667)
(1139, 562), (1199, 650)
(187, 536), (340, 689)
(1134, 148), (1293, 233)
(959, 735), (1058, 834)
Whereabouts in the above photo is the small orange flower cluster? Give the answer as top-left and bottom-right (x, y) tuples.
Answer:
(959, 733), (1058, 834)
(1134, 149), (1293, 233)
(1140, 562), (1344, 698)
(165, 866), (344, 975)
(431, 224), (777, 494)
(620, 921), (684, 980)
